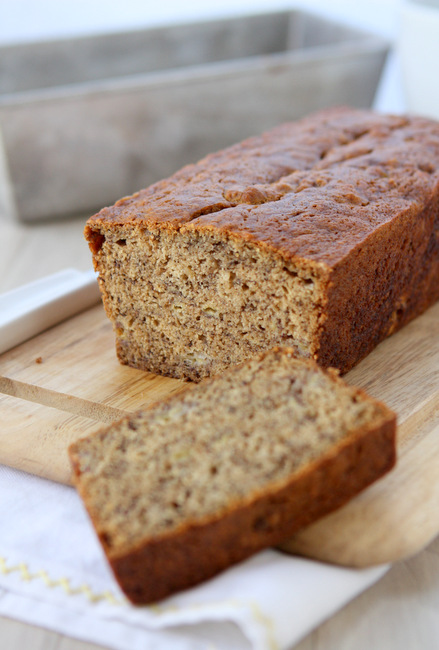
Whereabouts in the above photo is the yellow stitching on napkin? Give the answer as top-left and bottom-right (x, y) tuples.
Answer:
(0, 557), (125, 606)
(0, 557), (277, 647)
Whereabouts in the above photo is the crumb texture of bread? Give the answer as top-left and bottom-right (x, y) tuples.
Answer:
(85, 106), (439, 380)
(69, 349), (396, 604)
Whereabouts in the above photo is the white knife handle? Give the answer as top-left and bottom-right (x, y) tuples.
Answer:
(0, 268), (101, 355)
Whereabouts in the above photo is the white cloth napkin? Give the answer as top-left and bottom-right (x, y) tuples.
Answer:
(0, 464), (388, 650)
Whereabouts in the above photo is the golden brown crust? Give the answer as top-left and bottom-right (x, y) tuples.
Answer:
(86, 107), (439, 266)
(317, 190), (439, 371)
(84, 106), (439, 378)
(99, 417), (395, 604)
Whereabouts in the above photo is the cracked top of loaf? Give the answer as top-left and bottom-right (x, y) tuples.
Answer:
(87, 106), (439, 267)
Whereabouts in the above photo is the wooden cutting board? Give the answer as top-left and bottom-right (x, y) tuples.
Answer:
(0, 302), (438, 568)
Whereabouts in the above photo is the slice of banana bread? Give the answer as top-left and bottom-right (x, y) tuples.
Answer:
(69, 348), (396, 604)
(85, 106), (439, 380)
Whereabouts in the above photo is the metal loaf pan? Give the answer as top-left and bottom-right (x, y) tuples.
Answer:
(0, 10), (389, 222)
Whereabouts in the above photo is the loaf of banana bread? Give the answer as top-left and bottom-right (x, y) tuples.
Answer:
(69, 348), (396, 604)
(85, 107), (439, 380)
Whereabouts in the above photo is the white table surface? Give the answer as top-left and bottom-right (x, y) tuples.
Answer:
(1, 1), (438, 648)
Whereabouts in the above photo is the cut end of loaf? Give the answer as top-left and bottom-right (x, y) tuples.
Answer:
(86, 224), (329, 381)
(69, 348), (396, 604)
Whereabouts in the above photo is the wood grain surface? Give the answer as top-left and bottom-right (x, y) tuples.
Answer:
(0, 297), (438, 569)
